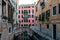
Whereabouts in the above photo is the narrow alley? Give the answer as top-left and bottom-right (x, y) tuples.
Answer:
(0, 0), (60, 40)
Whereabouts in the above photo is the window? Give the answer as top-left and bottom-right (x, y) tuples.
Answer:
(53, 6), (56, 15)
(53, 24), (56, 39)
(40, 2), (45, 9)
(24, 10), (28, 14)
(24, 24), (28, 27)
(59, 4), (60, 14)
(22, 10), (23, 14)
(24, 19), (28, 22)
(29, 24), (31, 27)
(41, 13), (45, 21)
(32, 24), (34, 26)
(29, 20), (30, 22)
(36, 16), (38, 20)
(46, 10), (50, 17)
(19, 10), (20, 14)
(46, 10), (50, 21)
(9, 27), (11, 33)
(32, 9), (34, 13)
(22, 20), (23, 22)
(32, 20), (34, 22)
(47, 24), (49, 29)
(18, 15), (20, 18)
(29, 10), (30, 13)
(28, 15), (31, 18)
(39, 14), (42, 21)
(21, 24), (23, 27)
(22, 15), (23, 18)
(32, 15), (34, 18)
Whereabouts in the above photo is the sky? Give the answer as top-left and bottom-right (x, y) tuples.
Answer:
(18, 0), (38, 5)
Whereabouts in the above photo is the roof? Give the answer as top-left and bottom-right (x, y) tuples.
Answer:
(19, 4), (35, 7)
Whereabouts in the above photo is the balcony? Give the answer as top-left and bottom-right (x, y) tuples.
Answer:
(23, 16), (29, 19)
(24, 10), (28, 15)
(40, 2), (45, 9)
(24, 19), (28, 23)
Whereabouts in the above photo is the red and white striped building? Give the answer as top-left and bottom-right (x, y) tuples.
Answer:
(17, 2), (36, 27)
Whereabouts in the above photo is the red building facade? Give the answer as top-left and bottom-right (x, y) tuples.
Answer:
(18, 3), (36, 27)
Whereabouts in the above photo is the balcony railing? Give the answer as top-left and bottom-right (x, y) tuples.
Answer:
(23, 16), (29, 18)
(24, 19), (28, 22)
(24, 10), (28, 15)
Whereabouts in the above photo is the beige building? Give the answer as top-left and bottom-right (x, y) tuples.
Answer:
(0, 0), (16, 40)
(36, 0), (60, 40)
(0, 0), (2, 40)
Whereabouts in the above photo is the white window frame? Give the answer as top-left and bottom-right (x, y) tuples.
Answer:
(52, 6), (57, 16)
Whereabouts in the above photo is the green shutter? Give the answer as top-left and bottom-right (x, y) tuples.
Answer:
(41, 13), (45, 21)
(46, 10), (50, 21)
